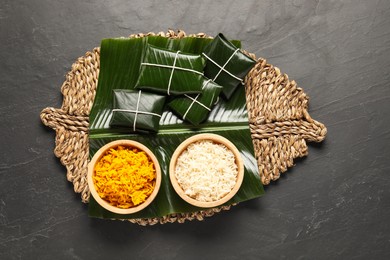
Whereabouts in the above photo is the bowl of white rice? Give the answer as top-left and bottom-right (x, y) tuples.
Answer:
(169, 133), (244, 208)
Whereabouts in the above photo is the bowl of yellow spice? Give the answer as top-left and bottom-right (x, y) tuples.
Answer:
(87, 140), (161, 214)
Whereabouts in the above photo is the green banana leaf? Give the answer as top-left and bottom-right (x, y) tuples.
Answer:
(203, 33), (256, 99)
(110, 89), (166, 133)
(88, 36), (264, 219)
(136, 44), (205, 95)
(168, 78), (223, 126)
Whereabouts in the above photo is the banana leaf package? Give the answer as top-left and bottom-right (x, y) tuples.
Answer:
(109, 89), (166, 133)
(168, 78), (222, 125)
(136, 44), (206, 95)
(203, 33), (256, 99)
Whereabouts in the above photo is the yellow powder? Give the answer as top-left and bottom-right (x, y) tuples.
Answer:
(93, 145), (156, 209)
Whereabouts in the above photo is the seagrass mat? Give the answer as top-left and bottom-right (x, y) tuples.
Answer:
(40, 30), (326, 225)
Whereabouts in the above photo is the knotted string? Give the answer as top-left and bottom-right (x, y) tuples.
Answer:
(112, 90), (162, 131)
(202, 49), (243, 83)
(182, 79), (216, 119)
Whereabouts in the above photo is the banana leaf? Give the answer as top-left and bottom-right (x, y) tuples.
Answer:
(203, 33), (256, 99)
(135, 44), (205, 95)
(168, 78), (223, 126)
(110, 89), (166, 133)
(88, 36), (264, 219)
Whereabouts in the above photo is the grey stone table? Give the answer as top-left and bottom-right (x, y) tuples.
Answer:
(1, 0), (389, 259)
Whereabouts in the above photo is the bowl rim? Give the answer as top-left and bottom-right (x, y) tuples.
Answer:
(87, 139), (161, 215)
(169, 133), (244, 208)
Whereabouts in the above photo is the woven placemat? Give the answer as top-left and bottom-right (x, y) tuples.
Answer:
(40, 30), (326, 225)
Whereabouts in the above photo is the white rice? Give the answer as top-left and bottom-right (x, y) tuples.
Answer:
(174, 140), (238, 202)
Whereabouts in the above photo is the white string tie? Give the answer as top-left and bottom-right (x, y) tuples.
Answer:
(133, 90), (142, 131)
(167, 51), (180, 95)
(202, 49), (243, 82)
(141, 63), (204, 75)
(182, 79), (214, 120)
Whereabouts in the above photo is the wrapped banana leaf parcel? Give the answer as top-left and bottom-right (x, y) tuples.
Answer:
(203, 33), (256, 99)
(168, 78), (223, 126)
(109, 89), (166, 133)
(136, 44), (206, 95)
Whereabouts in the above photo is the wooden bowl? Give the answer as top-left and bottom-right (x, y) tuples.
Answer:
(169, 133), (244, 208)
(87, 140), (161, 214)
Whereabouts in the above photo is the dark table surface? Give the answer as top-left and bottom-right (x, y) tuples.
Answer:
(1, 0), (390, 259)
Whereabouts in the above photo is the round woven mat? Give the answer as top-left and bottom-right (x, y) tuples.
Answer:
(40, 30), (326, 225)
